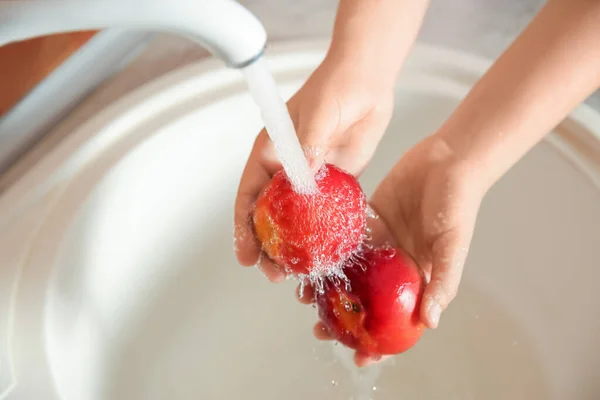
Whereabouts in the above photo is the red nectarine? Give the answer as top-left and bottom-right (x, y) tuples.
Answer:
(253, 163), (367, 277)
(316, 246), (425, 356)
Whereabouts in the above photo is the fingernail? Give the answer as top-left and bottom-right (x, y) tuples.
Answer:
(427, 300), (442, 328)
(302, 146), (326, 171)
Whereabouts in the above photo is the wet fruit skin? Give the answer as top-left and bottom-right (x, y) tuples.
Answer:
(252, 163), (367, 276)
(316, 247), (426, 356)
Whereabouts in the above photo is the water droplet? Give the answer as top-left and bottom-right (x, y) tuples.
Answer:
(298, 280), (305, 298)
(332, 275), (341, 287)
(344, 302), (352, 311)
(331, 380), (338, 386)
(366, 206), (377, 219)
(372, 386), (377, 391)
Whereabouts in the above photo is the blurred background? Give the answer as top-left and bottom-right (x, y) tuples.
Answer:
(4, 0), (594, 185)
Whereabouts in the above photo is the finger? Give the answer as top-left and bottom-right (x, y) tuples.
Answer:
(234, 131), (282, 266)
(420, 229), (470, 329)
(292, 96), (341, 172)
(329, 95), (393, 177)
(296, 282), (316, 304)
(363, 203), (398, 249)
(313, 321), (334, 340)
(233, 218), (258, 266)
(354, 352), (391, 368)
(257, 253), (287, 283)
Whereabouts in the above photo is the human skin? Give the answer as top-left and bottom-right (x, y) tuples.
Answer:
(235, 0), (600, 366)
(234, 0), (430, 277)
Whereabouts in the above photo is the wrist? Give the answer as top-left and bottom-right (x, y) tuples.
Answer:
(325, 0), (429, 95)
(319, 52), (396, 103)
(431, 129), (500, 195)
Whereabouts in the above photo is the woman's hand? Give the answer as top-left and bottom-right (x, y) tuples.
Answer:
(300, 0), (600, 366)
(233, 0), (430, 280)
(298, 135), (487, 367)
(368, 136), (486, 329)
(234, 57), (395, 280)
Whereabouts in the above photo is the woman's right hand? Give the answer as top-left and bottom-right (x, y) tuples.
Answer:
(234, 55), (395, 281)
(233, 0), (432, 279)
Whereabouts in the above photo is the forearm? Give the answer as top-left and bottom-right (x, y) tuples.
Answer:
(437, 0), (600, 190)
(325, 0), (430, 92)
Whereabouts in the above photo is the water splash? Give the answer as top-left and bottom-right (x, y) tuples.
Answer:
(297, 263), (353, 298)
(331, 343), (383, 400)
(241, 58), (317, 194)
(298, 278), (306, 299)
(366, 206), (377, 219)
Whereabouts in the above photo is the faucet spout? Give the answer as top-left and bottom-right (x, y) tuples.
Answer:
(0, 0), (267, 68)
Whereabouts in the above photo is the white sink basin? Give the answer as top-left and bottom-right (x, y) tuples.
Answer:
(3, 42), (600, 400)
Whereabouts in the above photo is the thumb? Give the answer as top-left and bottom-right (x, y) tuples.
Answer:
(420, 229), (471, 329)
(297, 121), (335, 173)
(293, 100), (342, 172)
(303, 145), (328, 172)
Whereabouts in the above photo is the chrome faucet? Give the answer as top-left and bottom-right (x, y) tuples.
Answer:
(0, 0), (267, 68)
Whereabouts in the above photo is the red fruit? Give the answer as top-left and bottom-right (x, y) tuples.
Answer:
(316, 246), (425, 356)
(252, 163), (367, 277)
